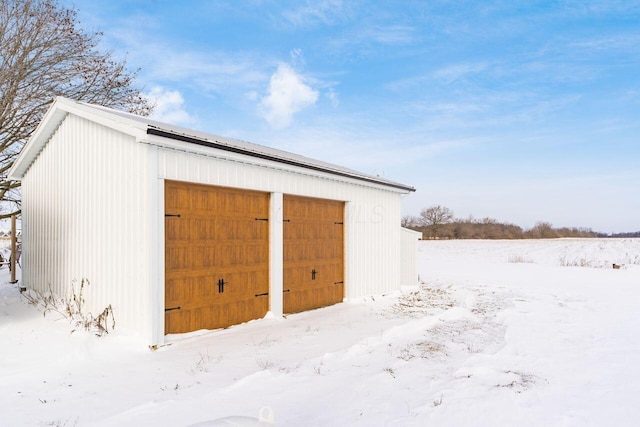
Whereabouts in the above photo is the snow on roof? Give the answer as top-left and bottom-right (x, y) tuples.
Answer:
(9, 97), (414, 192)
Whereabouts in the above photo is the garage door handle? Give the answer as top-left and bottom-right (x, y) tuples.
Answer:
(165, 306), (181, 312)
(165, 214), (181, 218)
(218, 279), (227, 293)
(334, 281), (344, 285)
(283, 289), (290, 293)
(255, 292), (269, 297)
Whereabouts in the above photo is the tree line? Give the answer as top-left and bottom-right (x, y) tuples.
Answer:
(402, 205), (636, 240)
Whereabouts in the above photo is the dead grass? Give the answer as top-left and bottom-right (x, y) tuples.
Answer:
(558, 255), (593, 268)
(390, 285), (455, 318)
(21, 279), (115, 336)
(508, 254), (534, 264)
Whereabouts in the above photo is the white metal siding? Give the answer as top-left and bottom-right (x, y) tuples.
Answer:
(21, 114), (154, 340)
(400, 227), (421, 287)
(20, 110), (410, 346)
(157, 148), (403, 298)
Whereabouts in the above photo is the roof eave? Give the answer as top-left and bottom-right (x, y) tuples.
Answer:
(8, 97), (416, 194)
(145, 127), (416, 193)
(8, 97), (147, 180)
(7, 99), (68, 180)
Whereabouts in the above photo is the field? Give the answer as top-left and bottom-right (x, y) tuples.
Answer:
(1, 238), (639, 426)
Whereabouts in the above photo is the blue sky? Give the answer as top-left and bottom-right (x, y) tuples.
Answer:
(67, 0), (639, 233)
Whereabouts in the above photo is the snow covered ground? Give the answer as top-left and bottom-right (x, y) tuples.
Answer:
(1, 238), (639, 426)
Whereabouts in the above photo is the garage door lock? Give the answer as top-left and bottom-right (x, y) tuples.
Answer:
(217, 278), (226, 293)
(311, 269), (318, 280)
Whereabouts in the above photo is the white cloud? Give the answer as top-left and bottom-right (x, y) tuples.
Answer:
(360, 25), (417, 45)
(259, 64), (319, 129)
(290, 48), (306, 68)
(432, 62), (489, 84)
(327, 88), (340, 107)
(281, 0), (353, 27)
(145, 86), (196, 127)
(245, 90), (259, 101)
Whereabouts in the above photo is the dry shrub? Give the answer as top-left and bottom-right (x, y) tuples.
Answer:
(22, 279), (115, 336)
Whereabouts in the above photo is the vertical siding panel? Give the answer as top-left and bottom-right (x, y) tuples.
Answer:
(22, 174), (28, 287)
(55, 130), (62, 293)
(21, 115), (153, 339)
(400, 228), (421, 287)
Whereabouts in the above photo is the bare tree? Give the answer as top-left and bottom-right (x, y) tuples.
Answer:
(401, 215), (420, 229)
(0, 0), (153, 218)
(419, 205), (454, 239)
(527, 221), (557, 239)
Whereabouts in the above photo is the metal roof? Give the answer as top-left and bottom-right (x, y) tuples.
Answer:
(9, 97), (416, 193)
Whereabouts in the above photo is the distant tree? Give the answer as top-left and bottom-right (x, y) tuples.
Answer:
(0, 0), (153, 218)
(449, 220), (467, 239)
(502, 222), (524, 239)
(401, 215), (420, 229)
(411, 204), (607, 240)
(527, 221), (557, 239)
(607, 231), (640, 238)
(419, 205), (454, 239)
(479, 217), (499, 239)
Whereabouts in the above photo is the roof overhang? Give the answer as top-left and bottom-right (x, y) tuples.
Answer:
(8, 97), (147, 180)
(146, 127), (416, 193)
(8, 97), (416, 194)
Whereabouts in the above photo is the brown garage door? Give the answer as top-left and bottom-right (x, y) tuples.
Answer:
(283, 195), (344, 314)
(164, 181), (270, 334)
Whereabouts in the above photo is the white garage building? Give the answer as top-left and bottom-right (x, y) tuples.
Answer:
(8, 97), (419, 346)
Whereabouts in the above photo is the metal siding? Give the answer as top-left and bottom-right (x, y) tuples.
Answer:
(269, 192), (284, 317)
(150, 153), (163, 345)
(21, 114), (153, 340)
(400, 228), (421, 287)
(21, 114), (409, 346)
(158, 149), (403, 298)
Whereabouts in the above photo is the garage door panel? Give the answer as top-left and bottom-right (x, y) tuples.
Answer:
(244, 244), (269, 265)
(284, 243), (309, 262)
(217, 220), (239, 240)
(285, 222), (304, 239)
(284, 284), (343, 314)
(191, 188), (218, 211)
(166, 276), (217, 306)
(165, 181), (269, 334)
(165, 309), (191, 334)
(327, 224), (342, 239)
(166, 217), (189, 240)
(165, 186), (190, 210)
(284, 264), (342, 285)
(166, 245), (218, 270)
(165, 274), (269, 333)
(165, 247), (186, 270)
(191, 218), (217, 240)
(211, 244), (267, 268)
(283, 195), (344, 314)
